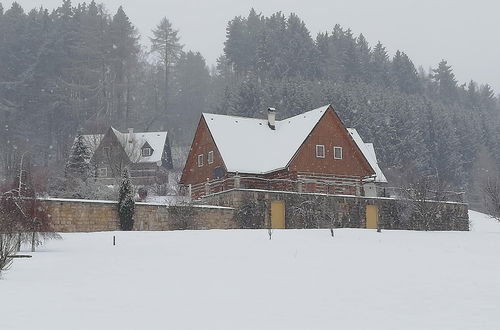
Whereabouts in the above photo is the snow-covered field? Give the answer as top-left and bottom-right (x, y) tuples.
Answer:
(1, 211), (500, 330)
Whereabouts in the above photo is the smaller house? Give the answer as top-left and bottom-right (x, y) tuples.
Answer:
(78, 127), (173, 185)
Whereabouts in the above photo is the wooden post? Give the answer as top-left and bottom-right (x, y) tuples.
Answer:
(234, 173), (240, 189)
(205, 178), (210, 196)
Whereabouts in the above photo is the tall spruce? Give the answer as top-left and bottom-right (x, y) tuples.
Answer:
(65, 132), (91, 180)
(150, 17), (183, 117)
(118, 168), (135, 231)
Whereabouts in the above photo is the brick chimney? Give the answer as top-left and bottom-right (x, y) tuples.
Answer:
(128, 128), (134, 143)
(267, 107), (276, 130)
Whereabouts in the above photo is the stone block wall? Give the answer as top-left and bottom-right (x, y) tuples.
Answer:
(199, 189), (470, 231)
(40, 198), (236, 232)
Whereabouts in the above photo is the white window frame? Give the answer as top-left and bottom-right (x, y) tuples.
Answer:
(334, 146), (343, 160)
(208, 150), (214, 164)
(98, 167), (107, 177)
(142, 147), (152, 157)
(197, 154), (204, 167)
(316, 145), (325, 158)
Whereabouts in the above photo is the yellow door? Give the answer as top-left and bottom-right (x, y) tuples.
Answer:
(366, 205), (379, 229)
(271, 201), (285, 229)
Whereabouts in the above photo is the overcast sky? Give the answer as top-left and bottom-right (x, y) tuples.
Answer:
(6, 0), (500, 92)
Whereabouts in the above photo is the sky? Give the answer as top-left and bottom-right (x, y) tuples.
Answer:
(5, 0), (500, 92)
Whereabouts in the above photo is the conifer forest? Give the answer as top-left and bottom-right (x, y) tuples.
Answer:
(0, 2), (499, 209)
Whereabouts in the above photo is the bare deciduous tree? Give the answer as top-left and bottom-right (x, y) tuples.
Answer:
(483, 177), (500, 221)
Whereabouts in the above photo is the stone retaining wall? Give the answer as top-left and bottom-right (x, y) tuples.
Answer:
(40, 199), (236, 232)
(199, 189), (470, 231)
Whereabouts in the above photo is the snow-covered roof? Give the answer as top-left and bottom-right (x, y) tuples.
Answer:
(112, 128), (168, 163)
(347, 129), (387, 183)
(203, 105), (330, 174)
(203, 105), (387, 183)
(79, 128), (168, 164)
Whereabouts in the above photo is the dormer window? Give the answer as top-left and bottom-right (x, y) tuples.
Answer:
(142, 147), (152, 157)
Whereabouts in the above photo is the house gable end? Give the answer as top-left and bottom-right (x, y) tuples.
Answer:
(180, 116), (227, 184)
(289, 106), (375, 178)
(91, 127), (131, 177)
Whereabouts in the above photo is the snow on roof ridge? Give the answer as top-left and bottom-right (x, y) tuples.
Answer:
(202, 104), (331, 123)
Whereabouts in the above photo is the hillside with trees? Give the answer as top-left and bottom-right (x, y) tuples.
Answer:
(0, 3), (499, 209)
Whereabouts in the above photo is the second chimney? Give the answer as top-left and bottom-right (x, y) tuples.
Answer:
(128, 128), (134, 143)
(267, 107), (276, 130)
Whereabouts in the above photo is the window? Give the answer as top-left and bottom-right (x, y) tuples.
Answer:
(142, 147), (152, 157)
(197, 154), (204, 167)
(316, 145), (325, 158)
(213, 167), (225, 179)
(103, 147), (110, 155)
(98, 168), (107, 177)
(208, 151), (214, 164)
(334, 146), (343, 160)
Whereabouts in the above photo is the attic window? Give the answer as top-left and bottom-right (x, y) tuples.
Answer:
(316, 145), (325, 158)
(334, 146), (343, 160)
(98, 168), (107, 177)
(198, 154), (204, 167)
(142, 147), (152, 157)
(208, 151), (214, 164)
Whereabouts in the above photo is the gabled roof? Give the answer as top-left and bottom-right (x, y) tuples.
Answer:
(80, 128), (168, 164)
(111, 128), (167, 163)
(203, 105), (330, 174)
(202, 105), (387, 183)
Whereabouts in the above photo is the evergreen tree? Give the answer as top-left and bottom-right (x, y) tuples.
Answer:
(118, 168), (135, 231)
(370, 41), (390, 85)
(109, 6), (139, 126)
(150, 17), (183, 116)
(391, 50), (421, 94)
(431, 60), (458, 103)
(65, 132), (91, 180)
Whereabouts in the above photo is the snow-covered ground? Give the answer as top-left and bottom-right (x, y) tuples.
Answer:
(1, 211), (499, 330)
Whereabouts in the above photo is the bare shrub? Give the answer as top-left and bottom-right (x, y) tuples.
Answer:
(483, 177), (500, 221)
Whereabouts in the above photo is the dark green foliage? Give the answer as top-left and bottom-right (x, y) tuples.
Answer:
(65, 132), (91, 180)
(118, 168), (134, 231)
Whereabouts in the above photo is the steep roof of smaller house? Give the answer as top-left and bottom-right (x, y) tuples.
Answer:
(79, 128), (168, 164)
(347, 129), (388, 183)
(111, 128), (168, 163)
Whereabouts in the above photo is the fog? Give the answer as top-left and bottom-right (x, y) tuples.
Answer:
(6, 0), (500, 91)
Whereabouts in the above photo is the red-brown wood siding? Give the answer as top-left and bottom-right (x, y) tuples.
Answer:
(180, 116), (226, 184)
(288, 107), (374, 178)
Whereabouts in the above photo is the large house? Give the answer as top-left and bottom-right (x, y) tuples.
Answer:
(80, 127), (173, 185)
(180, 104), (386, 199)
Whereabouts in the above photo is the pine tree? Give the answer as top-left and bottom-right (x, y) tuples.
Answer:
(118, 168), (135, 231)
(65, 132), (91, 180)
(150, 17), (183, 116)
(431, 60), (458, 103)
(109, 6), (139, 126)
